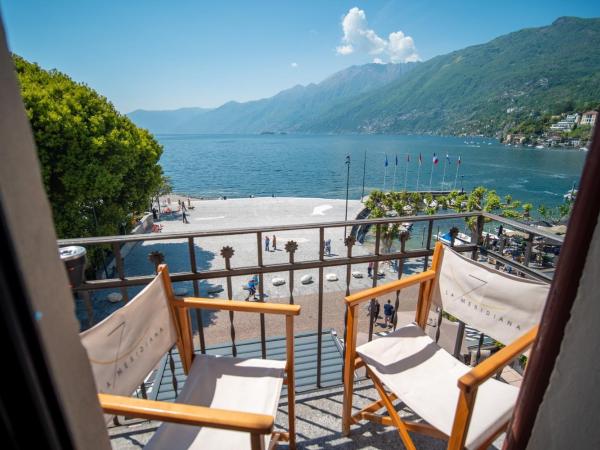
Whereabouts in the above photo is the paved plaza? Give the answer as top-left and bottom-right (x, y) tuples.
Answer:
(78, 196), (428, 344)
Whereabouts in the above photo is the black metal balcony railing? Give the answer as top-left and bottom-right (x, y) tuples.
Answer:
(59, 211), (561, 390)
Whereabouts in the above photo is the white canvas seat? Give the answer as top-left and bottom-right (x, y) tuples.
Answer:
(342, 242), (549, 450)
(357, 323), (518, 450)
(147, 355), (286, 450)
(81, 264), (300, 450)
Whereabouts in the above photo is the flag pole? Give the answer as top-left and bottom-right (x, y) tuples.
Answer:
(416, 154), (422, 192)
(403, 154), (409, 192)
(383, 154), (388, 191)
(428, 154), (435, 192)
(441, 154), (448, 189)
(392, 154), (397, 192)
(361, 150), (366, 201)
(453, 156), (461, 190)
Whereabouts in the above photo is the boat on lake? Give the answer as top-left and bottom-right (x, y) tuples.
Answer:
(436, 230), (499, 246)
(435, 231), (471, 246)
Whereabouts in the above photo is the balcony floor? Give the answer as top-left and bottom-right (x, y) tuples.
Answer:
(107, 323), (515, 449)
(109, 381), (505, 449)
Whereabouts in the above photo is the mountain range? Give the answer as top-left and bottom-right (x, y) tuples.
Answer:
(128, 62), (415, 133)
(128, 17), (600, 136)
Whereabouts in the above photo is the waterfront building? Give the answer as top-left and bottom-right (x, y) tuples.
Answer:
(580, 110), (598, 126)
(550, 113), (580, 131)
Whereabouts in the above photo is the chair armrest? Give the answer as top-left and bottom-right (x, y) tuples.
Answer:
(174, 297), (301, 315)
(99, 394), (274, 434)
(458, 326), (538, 393)
(345, 269), (436, 306)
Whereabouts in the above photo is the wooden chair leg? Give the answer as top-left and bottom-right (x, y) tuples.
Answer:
(368, 367), (417, 450)
(447, 388), (477, 450)
(286, 372), (296, 450)
(250, 433), (265, 450)
(342, 305), (358, 435)
(285, 315), (296, 450)
(352, 392), (398, 421)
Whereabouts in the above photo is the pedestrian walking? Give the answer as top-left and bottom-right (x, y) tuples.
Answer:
(181, 202), (187, 212)
(384, 300), (394, 328)
(182, 210), (189, 224)
(272, 235), (277, 251)
(368, 261), (374, 278)
(246, 275), (258, 301)
(152, 207), (158, 221)
(325, 239), (332, 256)
(265, 235), (270, 252)
(368, 300), (380, 324)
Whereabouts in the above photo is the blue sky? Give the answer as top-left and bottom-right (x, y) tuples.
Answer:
(1, 1), (599, 113)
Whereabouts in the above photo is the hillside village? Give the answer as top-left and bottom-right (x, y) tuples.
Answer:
(503, 110), (597, 149)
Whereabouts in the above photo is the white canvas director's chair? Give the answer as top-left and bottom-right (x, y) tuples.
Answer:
(81, 264), (300, 450)
(342, 242), (549, 450)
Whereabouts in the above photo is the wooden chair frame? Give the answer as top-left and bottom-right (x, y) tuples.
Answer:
(342, 242), (538, 450)
(98, 264), (300, 450)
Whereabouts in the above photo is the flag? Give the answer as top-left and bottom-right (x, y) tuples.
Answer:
(419, 153), (422, 165)
(395, 154), (398, 166)
(446, 153), (451, 164)
(433, 153), (439, 165)
(385, 154), (388, 167)
(458, 155), (462, 165)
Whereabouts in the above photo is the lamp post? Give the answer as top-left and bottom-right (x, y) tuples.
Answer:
(460, 175), (465, 193)
(345, 154), (351, 239)
(361, 150), (366, 202)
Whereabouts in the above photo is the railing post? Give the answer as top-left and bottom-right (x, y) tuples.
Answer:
(496, 235), (506, 270)
(392, 257), (402, 330)
(424, 219), (434, 270)
(188, 237), (206, 354)
(285, 241), (298, 304)
(524, 233), (534, 267)
(475, 332), (485, 365)
(168, 348), (178, 395)
(256, 232), (266, 359)
(453, 320), (466, 360)
(112, 242), (129, 302)
(344, 235), (355, 296)
(220, 246), (237, 357)
(368, 224), (382, 342)
(82, 290), (94, 328)
(318, 227), (325, 387)
(341, 235), (356, 382)
(471, 214), (484, 261)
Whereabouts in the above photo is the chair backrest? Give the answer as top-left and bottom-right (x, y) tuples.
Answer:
(80, 267), (179, 397)
(432, 245), (549, 345)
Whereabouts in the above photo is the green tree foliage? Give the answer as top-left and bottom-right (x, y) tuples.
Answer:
(566, 124), (593, 141)
(366, 186), (572, 241)
(14, 55), (163, 238)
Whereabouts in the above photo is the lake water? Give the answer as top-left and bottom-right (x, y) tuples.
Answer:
(156, 134), (586, 208)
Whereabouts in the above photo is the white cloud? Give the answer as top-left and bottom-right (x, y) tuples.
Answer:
(291, 62), (299, 68)
(373, 57), (384, 64)
(336, 44), (354, 55)
(336, 7), (420, 63)
(388, 31), (419, 63)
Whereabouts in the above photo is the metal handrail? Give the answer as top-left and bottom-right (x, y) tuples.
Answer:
(58, 212), (477, 245)
(63, 210), (562, 390)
